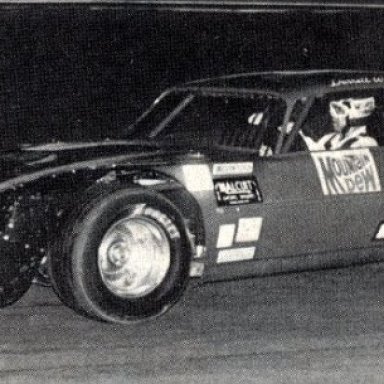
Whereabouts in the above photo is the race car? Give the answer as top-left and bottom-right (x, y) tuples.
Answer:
(2, 69), (384, 324)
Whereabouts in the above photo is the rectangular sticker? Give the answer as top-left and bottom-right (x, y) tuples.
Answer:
(214, 177), (262, 206)
(217, 247), (255, 263)
(216, 224), (236, 248)
(236, 217), (263, 243)
(182, 164), (214, 192)
(311, 149), (381, 195)
(213, 162), (253, 176)
(374, 223), (384, 240)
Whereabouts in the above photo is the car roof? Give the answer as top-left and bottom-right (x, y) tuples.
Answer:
(178, 70), (384, 98)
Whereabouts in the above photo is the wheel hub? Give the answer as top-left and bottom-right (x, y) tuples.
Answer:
(98, 216), (171, 298)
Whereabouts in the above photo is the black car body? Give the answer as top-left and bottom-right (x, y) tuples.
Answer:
(2, 70), (384, 323)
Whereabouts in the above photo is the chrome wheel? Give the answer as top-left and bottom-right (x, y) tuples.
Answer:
(98, 217), (171, 299)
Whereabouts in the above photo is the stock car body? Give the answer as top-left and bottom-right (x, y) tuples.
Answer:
(2, 70), (384, 323)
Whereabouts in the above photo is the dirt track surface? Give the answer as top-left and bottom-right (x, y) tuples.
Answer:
(1, 263), (384, 384)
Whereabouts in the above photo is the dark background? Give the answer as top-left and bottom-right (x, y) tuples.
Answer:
(1, 5), (384, 146)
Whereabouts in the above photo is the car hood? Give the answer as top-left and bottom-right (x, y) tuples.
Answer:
(0, 140), (200, 187)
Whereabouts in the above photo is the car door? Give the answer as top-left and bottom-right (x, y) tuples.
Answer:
(254, 89), (384, 260)
(252, 148), (383, 258)
(205, 94), (384, 281)
(205, 147), (384, 282)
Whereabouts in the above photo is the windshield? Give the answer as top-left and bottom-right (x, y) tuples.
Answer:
(127, 91), (287, 154)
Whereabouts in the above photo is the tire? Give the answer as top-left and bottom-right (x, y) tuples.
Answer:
(49, 185), (191, 324)
(0, 272), (33, 308)
(0, 251), (34, 307)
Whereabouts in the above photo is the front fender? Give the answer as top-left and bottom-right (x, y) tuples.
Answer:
(107, 169), (206, 248)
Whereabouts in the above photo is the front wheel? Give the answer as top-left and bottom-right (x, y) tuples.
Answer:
(49, 186), (192, 324)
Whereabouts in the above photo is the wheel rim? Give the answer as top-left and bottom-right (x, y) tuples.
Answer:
(98, 216), (171, 299)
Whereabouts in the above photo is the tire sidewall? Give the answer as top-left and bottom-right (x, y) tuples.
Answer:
(70, 189), (191, 323)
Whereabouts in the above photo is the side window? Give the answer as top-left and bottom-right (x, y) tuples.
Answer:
(291, 90), (384, 152)
(215, 98), (286, 156)
(212, 98), (268, 149)
(155, 94), (286, 155)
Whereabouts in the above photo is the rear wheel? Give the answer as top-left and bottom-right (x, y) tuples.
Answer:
(0, 248), (35, 307)
(49, 186), (191, 324)
(0, 271), (33, 308)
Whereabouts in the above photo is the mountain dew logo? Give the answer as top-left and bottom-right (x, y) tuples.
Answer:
(311, 149), (381, 195)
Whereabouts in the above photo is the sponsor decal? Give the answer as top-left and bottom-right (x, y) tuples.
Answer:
(212, 162), (253, 176)
(216, 224), (236, 248)
(214, 177), (262, 206)
(216, 218), (264, 249)
(217, 247), (255, 263)
(235, 217), (263, 243)
(331, 76), (384, 88)
(182, 164), (213, 192)
(311, 149), (381, 195)
(374, 223), (384, 240)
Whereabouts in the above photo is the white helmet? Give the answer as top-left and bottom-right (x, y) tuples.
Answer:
(329, 97), (375, 130)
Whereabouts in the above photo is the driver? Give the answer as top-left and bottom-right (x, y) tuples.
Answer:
(300, 96), (378, 151)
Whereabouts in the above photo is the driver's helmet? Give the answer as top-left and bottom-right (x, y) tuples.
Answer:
(329, 96), (375, 130)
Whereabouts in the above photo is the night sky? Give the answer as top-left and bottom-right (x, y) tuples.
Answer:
(1, 5), (384, 146)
